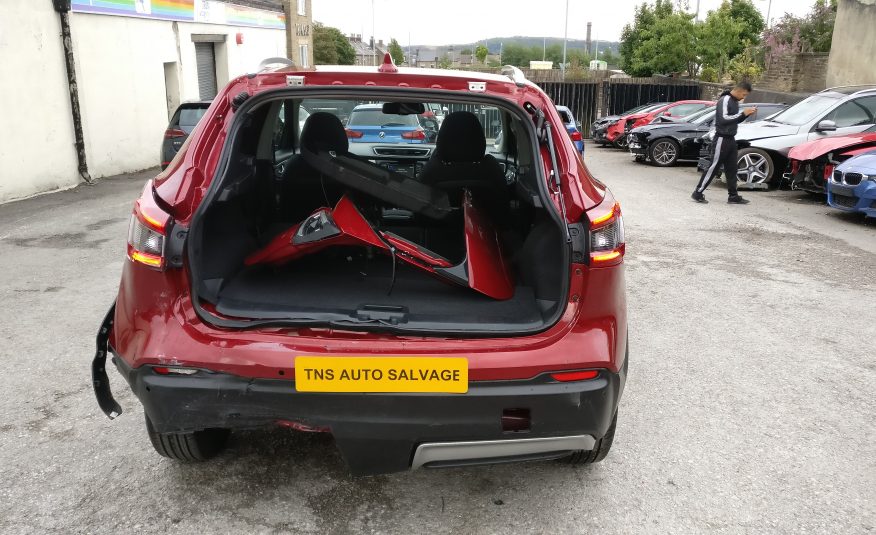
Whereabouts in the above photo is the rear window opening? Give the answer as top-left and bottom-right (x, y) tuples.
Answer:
(188, 92), (571, 336)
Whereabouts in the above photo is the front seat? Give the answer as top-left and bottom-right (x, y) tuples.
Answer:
(419, 111), (510, 225)
(278, 112), (348, 220)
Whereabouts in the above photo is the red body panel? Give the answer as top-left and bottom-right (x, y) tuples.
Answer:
(788, 132), (876, 161)
(606, 100), (714, 142)
(112, 65), (627, 383)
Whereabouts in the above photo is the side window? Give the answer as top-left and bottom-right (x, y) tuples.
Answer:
(670, 103), (705, 116)
(852, 96), (876, 122)
(824, 99), (874, 128)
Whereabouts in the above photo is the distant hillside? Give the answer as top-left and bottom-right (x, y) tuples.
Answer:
(409, 36), (620, 61)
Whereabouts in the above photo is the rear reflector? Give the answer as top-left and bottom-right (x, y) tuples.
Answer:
(550, 370), (599, 382)
(152, 366), (198, 375)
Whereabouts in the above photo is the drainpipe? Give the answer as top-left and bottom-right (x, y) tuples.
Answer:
(52, 0), (93, 184)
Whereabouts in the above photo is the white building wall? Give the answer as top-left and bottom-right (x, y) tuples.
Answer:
(0, 2), (80, 203)
(0, 9), (285, 204)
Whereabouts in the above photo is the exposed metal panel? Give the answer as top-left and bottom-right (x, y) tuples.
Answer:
(194, 42), (218, 100)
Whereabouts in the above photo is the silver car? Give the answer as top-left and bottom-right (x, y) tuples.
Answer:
(700, 86), (876, 187)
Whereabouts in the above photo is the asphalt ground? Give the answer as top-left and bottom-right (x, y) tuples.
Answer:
(1, 144), (874, 534)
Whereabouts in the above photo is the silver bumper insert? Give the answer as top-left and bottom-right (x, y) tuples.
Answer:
(411, 435), (596, 469)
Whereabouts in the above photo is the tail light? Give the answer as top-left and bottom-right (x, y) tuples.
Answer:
(588, 201), (625, 265)
(152, 366), (198, 375)
(127, 182), (170, 270)
(164, 128), (186, 139)
(345, 129), (363, 139)
(790, 160), (800, 175)
(401, 128), (426, 140)
(570, 130), (583, 142)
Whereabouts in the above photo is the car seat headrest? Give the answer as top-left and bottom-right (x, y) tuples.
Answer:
(435, 111), (486, 163)
(300, 112), (349, 154)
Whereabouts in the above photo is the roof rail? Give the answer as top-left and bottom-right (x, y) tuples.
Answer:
(501, 65), (527, 87)
(258, 57), (294, 71)
(822, 84), (876, 93)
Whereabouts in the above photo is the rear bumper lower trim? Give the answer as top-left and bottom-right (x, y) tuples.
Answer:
(411, 435), (596, 469)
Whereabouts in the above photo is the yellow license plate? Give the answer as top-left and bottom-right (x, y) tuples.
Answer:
(294, 356), (468, 393)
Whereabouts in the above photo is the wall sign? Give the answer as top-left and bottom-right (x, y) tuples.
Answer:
(71, 0), (286, 30)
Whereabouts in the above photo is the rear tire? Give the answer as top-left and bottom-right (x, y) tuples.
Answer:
(145, 414), (229, 462)
(564, 412), (617, 465)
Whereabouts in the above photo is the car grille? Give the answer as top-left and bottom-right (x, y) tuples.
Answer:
(844, 172), (864, 186)
(832, 193), (858, 208)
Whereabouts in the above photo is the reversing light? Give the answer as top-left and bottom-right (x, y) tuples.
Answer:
(550, 370), (599, 382)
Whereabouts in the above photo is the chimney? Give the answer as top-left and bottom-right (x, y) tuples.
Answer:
(378, 39), (384, 47)
(586, 22), (592, 55)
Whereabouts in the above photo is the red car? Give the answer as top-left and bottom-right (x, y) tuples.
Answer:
(787, 125), (876, 193)
(607, 99), (714, 148)
(92, 56), (628, 476)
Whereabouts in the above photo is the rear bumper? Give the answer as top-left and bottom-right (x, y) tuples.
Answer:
(109, 348), (625, 475)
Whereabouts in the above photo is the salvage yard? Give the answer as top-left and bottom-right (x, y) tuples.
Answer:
(0, 144), (873, 534)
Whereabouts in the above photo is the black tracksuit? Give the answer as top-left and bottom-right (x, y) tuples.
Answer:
(695, 91), (747, 196)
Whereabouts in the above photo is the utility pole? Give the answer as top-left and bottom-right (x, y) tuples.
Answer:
(695, 0), (701, 21)
(371, 0), (376, 66)
(766, 0), (773, 28)
(561, 0), (569, 80)
(543, 37), (546, 61)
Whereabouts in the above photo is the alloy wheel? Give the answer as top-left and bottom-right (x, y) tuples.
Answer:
(738, 153), (770, 184)
(651, 141), (677, 165)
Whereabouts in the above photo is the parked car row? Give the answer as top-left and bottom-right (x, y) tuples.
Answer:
(590, 86), (876, 218)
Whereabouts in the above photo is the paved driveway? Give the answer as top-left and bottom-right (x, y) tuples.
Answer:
(0, 146), (873, 534)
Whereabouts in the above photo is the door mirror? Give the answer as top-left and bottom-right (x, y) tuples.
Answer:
(816, 120), (837, 132)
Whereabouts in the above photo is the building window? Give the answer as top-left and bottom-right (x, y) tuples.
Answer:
(297, 1), (306, 16)
(299, 44), (309, 68)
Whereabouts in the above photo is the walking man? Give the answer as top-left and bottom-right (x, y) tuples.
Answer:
(692, 81), (756, 204)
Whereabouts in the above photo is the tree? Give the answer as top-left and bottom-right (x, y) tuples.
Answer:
(727, 44), (763, 82)
(698, 5), (746, 79)
(388, 38), (405, 65)
(460, 48), (472, 56)
(762, 0), (837, 68)
(475, 45), (489, 64)
(312, 23), (355, 65)
(619, 0), (674, 76)
(628, 6), (699, 76)
(437, 54), (452, 69)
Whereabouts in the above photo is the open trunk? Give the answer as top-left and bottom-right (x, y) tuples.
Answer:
(188, 93), (570, 336)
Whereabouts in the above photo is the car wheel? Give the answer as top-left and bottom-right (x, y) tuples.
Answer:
(613, 136), (629, 149)
(564, 411), (617, 465)
(736, 148), (775, 187)
(145, 413), (229, 462)
(648, 139), (680, 167)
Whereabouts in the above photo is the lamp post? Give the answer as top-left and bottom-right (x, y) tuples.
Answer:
(561, 0), (569, 80)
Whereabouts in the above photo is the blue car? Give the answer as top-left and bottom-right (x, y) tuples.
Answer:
(344, 103), (433, 160)
(827, 150), (876, 217)
(556, 105), (584, 156)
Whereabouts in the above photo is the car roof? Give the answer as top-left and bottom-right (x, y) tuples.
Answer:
(821, 85), (876, 96)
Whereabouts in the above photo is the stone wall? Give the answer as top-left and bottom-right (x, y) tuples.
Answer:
(827, 0), (876, 87)
(759, 53), (829, 93)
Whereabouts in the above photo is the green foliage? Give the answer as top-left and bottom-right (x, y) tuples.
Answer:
(388, 38), (405, 65)
(498, 42), (591, 68)
(698, 4), (746, 79)
(475, 45), (489, 64)
(762, 0), (837, 67)
(727, 45), (763, 82)
(599, 49), (621, 67)
(437, 54), (452, 69)
(700, 65), (718, 82)
(460, 48), (472, 56)
(312, 23), (355, 65)
(629, 5), (699, 76)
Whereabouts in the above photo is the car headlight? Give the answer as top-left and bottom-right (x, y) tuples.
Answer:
(704, 129), (716, 142)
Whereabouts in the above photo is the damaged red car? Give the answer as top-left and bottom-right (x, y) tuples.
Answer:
(92, 56), (628, 476)
(787, 125), (876, 193)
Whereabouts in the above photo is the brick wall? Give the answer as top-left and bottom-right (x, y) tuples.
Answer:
(759, 52), (829, 93)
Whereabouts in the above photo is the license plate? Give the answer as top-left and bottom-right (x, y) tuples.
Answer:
(294, 356), (468, 393)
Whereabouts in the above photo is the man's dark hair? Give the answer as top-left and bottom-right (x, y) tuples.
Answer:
(735, 81), (753, 92)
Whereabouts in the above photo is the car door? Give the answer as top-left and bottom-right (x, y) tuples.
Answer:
(808, 96), (876, 142)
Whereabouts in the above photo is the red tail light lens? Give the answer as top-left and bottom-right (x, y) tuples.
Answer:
(127, 182), (170, 270)
(550, 370), (599, 382)
(570, 131), (583, 142)
(153, 366), (198, 375)
(164, 128), (186, 139)
(345, 129), (364, 139)
(401, 128), (426, 140)
(588, 201), (625, 265)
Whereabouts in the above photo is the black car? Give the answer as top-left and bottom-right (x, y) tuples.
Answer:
(629, 103), (788, 167)
(161, 101), (211, 170)
(591, 102), (668, 146)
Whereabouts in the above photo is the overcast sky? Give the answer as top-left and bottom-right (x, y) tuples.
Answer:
(311, 0), (814, 45)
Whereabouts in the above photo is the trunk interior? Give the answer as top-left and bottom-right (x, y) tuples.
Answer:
(189, 95), (569, 335)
